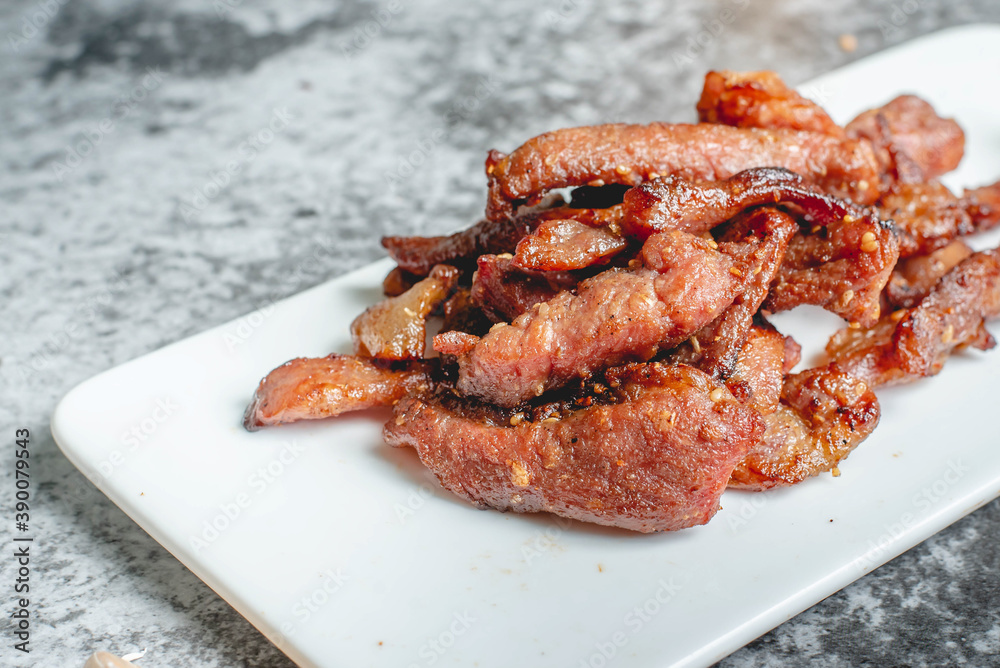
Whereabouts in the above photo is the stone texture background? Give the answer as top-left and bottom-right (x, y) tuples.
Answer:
(2, 0), (998, 666)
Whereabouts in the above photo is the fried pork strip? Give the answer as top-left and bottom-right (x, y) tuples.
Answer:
(879, 180), (1000, 258)
(884, 239), (972, 309)
(664, 208), (798, 380)
(728, 364), (880, 490)
(512, 219), (629, 271)
(443, 229), (772, 407)
(384, 363), (765, 533)
(243, 354), (431, 431)
(696, 70), (844, 137)
(470, 254), (579, 323)
(351, 264), (458, 360)
(827, 248), (1000, 387)
(846, 94), (964, 184)
(485, 123), (882, 221)
(764, 210), (898, 327)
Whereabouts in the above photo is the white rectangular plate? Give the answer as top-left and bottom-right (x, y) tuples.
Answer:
(53, 25), (1000, 668)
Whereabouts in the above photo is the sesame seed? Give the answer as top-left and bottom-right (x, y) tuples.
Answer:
(489, 322), (507, 333)
(534, 381), (546, 396)
(831, 466), (842, 477)
(706, 238), (718, 249)
(841, 289), (855, 306)
(811, 225), (822, 234)
(496, 252), (514, 260)
(848, 321), (861, 329)
(709, 388), (726, 402)
(857, 179), (869, 191)
(538, 303), (550, 317)
(648, 172), (661, 180)
(843, 214), (855, 223)
(615, 164), (631, 175)
(510, 412), (525, 426)
(690, 336), (701, 353)
(891, 309), (907, 321)
(729, 267), (744, 277)
(942, 324), (954, 343)
(402, 307), (416, 317)
(542, 416), (560, 424)
(860, 231), (879, 252)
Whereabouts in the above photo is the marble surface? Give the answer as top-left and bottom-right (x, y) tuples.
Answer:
(3, 0), (999, 666)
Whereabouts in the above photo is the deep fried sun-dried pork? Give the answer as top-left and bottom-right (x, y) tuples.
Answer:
(243, 354), (431, 431)
(446, 229), (773, 407)
(485, 123), (881, 220)
(384, 363), (764, 533)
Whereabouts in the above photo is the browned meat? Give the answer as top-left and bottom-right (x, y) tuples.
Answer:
(765, 210), (898, 327)
(382, 266), (419, 297)
(469, 254), (578, 323)
(723, 324), (789, 417)
(884, 239), (973, 309)
(243, 354), (431, 430)
(384, 363), (765, 533)
(620, 167), (867, 241)
(664, 208), (798, 379)
(485, 123), (882, 221)
(846, 95), (964, 184)
(697, 70), (844, 137)
(440, 287), (492, 337)
(879, 180), (1000, 258)
(512, 218), (629, 271)
(729, 364), (880, 490)
(452, 229), (777, 407)
(827, 248), (1000, 387)
(351, 264), (458, 360)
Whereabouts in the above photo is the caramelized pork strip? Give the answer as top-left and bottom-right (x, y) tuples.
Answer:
(470, 254), (579, 323)
(485, 123), (882, 221)
(827, 248), (1000, 387)
(846, 94), (964, 184)
(723, 325), (789, 417)
(351, 264), (458, 360)
(384, 363), (765, 533)
(444, 229), (776, 407)
(619, 167), (868, 241)
(512, 218), (630, 271)
(764, 211), (898, 327)
(664, 208), (798, 379)
(728, 364), (880, 490)
(879, 180), (1000, 258)
(697, 70), (844, 137)
(243, 354), (431, 431)
(884, 239), (973, 309)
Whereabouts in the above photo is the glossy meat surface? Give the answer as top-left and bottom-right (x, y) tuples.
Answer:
(485, 123), (881, 220)
(351, 264), (458, 360)
(512, 218), (629, 271)
(243, 354), (431, 430)
(697, 70), (844, 136)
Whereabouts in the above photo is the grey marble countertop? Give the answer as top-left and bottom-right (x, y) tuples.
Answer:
(3, 0), (999, 666)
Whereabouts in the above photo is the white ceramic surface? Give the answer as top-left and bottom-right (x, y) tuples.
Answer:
(53, 25), (1000, 668)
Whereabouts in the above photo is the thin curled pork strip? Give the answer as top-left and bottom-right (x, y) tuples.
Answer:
(827, 248), (1000, 388)
(384, 363), (765, 533)
(351, 264), (458, 360)
(485, 123), (882, 221)
(243, 354), (431, 431)
(512, 218), (629, 271)
(846, 94), (964, 184)
(697, 70), (844, 137)
(664, 207), (798, 380)
(884, 239), (972, 309)
(728, 364), (880, 490)
(445, 229), (766, 407)
(470, 254), (579, 323)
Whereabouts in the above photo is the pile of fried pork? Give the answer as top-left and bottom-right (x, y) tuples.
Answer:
(244, 71), (1000, 533)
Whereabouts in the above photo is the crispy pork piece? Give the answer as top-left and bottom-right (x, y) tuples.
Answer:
(351, 264), (458, 360)
(470, 254), (579, 323)
(764, 210), (898, 327)
(620, 167), (865, 241)
(723, 324), (789, 417)
(728, 364), (880, 490)
(384, 363), (765, 533)
(884, 239), (973, 309)
(243, 354), (431, 431)
(449, 229), (779, 407)
(382, 266), (420, 297)
(696, 70), (844, 137)
(846, 94), (964, 184)
(512, 218), (629, 271)
(484, 123), (882, 221)
(879, 180), (1000, 258)
(827, 248), (1000, 387)
(664, 208), (798, 379)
